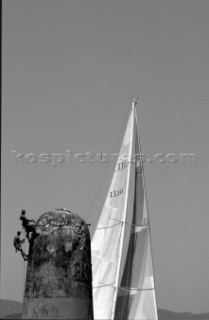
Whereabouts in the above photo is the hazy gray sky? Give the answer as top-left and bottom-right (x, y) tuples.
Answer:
(2, 0), (209, 313)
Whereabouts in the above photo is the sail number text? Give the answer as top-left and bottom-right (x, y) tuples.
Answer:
(117, 161), (127, 171)
(109, 188), (123, 198)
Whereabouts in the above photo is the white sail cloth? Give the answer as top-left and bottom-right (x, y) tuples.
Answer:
(91, 106), (158, 320)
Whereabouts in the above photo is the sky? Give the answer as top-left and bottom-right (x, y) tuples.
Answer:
(2, 0), (209, 314)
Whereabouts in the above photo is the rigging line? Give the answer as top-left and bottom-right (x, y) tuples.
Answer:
(96, 221), (122, 229)
(86, 108), (130, 224)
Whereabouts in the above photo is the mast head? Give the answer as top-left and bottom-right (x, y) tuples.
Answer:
(130, 97), (138, 109)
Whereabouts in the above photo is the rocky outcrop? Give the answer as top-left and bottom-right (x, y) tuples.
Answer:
(22, 208), (93, 319)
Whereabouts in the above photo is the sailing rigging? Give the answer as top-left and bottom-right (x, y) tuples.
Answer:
(91, 99), (158, 320)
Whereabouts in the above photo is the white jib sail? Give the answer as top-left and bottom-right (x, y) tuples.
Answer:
(91, 108), (135, 320)
(92, 105), (158, 320)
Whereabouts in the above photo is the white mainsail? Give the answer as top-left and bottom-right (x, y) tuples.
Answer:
(91, 100), (158, 320)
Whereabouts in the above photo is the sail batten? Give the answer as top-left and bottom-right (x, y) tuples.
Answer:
(92, 104), (158, 320)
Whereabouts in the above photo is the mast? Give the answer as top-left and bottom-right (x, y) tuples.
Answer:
(111, 98), (137, 319)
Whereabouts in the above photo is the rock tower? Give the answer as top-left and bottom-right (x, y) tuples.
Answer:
(22, 208), (93, 319)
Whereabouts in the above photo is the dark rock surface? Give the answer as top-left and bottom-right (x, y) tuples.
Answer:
(22, 208), (93, 319)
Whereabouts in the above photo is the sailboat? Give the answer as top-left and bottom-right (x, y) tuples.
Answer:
(91, 99), (158, 320)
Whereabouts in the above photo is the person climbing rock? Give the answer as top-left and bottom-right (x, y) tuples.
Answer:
(20, 209), (36, 240)
(13, 231), (28, 261)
